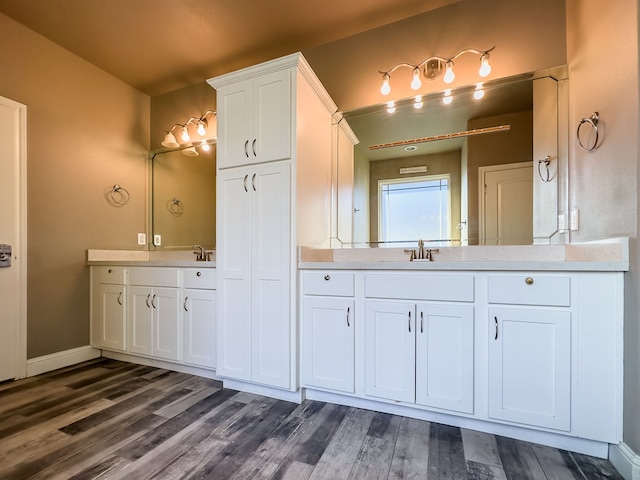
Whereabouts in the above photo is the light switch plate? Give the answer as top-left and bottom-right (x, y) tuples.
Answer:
(137, 233), (146, 245)
(154, 234), (162, 246)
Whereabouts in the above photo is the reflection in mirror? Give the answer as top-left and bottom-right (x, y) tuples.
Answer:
(337, 71), (565, 247)
(151, 143), (216, 250)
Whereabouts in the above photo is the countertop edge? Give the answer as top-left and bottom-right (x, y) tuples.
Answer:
(88, 261), (216, 268)
(297, 261), (629, 272)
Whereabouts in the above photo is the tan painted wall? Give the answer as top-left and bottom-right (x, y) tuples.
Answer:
(0, 13), (150, 358)
(467, 110), (533, 244)
(303, 0), (566, 112)
(566, 0), (640, 454)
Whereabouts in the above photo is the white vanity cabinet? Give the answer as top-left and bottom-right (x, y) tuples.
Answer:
(363, 273), (475, 413)
(182, 268), (217, 368)
(301, 271), (355, 393)
(210, 53), (337, 396)
(91, 266), (127, 351)
(215, 70), (291, 169)
(487, 274), (572, 431)
(216, 161), (291, 388)
(128, 268), (181, 361)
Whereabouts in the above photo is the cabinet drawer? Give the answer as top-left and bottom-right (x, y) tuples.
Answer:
(95, 266), (126, 285)
(302, 271), (355, 297)
(488, 275), (570, 307)
(365, 274), (474, 302)
(183, 268), (216, 289)
(129, 268), (180, 287)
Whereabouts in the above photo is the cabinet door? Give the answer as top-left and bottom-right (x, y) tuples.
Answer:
(153, 287), (180, 361)
(416, 304), (474, 413)
(488, 307), (571, 431)
(183, 289), (216, 368)
(93, 284), (126, 351)
(217, 167), (252, 381)
(128, 286), (153, 356)
(365, 301), (415, 403)
(251, 162), (292, 388)
(216, 79), (252, 169)
(251, 70), (291, 164)
(302, 297), (354, 393)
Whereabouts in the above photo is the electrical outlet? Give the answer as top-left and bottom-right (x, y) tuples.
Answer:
(557, 214), (566, 231)
(137, 233), (146, 245)
(570, 209), (579, 231)
(154, 234), (162, 246)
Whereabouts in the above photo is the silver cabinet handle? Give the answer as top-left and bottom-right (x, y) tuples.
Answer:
(151, 294), (157, 309)
(420, 311), (424, 333)
(184, 296), (189, 312)
(408, 311), (412, 333)
(252, 173), (256, 191)
(252, 138), (257, 157)
(244, 140), (249, 158)
(243, 174), (248, 192)
(117, 292), (123, 306)
(494, 316), (499, 340)
(346, 307), (350, 327)
(145, 293), (151, 308)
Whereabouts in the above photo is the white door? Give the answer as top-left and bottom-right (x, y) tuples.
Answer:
(153, 287), (180, 361)
(416, 304), (474, 413)
(0, 96), (26, 382)
(94, 284), (126, 351)
(217, 166), (252, 380)
(183, 289), (217, 368)
(216, 80), (252, 169)
(488, 307), (571, 431)
(251, 161), (291, 388)
(128, 286), (154, 356)
(364, 300), (416, 403)
(480, 162), (533, 245)
(302, 297), (355, 393)
(251, 70), (291, 164)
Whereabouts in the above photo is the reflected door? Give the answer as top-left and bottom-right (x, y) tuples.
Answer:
(480, 162), (533, 245)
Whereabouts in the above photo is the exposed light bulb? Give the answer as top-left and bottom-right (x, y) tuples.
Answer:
(474, 83), (485, 100)
(386, 101), (396, 114)
(201, 141), (211, 152)
(181, 126), (190, 142)
(411, 67), (422, 90)
(443, 89), (453, 105)
(380, 73), (391, 95)
(197, 121), (207, 136)
(414, 95), (423, 109)
(443, 60), (455, 84)
(479, 53), (492, 77)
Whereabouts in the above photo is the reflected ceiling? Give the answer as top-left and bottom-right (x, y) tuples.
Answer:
(0, 0), (459, 96)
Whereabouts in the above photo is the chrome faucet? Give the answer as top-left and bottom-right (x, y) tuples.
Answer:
(193, 244), (206, 261)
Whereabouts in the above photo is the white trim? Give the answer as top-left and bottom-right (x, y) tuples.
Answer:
(610, 442), (640, 480)
(26, 346), (101, 377)
(101, 350), (219, 380)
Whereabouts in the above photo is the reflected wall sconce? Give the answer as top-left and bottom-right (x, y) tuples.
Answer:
(161, 110), (216, 153)
(379, 47), (495, 96)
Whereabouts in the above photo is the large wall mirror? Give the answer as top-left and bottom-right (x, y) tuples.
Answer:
(335, 68), (568, 247)
(151, 145), (216, 250)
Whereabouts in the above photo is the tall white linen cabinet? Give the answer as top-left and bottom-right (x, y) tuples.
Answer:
(208, 53), (337, 397)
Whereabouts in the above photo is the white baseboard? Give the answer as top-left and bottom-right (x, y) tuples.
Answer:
(26, 345), (101, 377)
(610, 442), (640, 480)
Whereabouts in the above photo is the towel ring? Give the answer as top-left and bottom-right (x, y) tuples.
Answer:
(167, 197), (184, 216)
(109, 185), (130, 206)
(537, 155), (552, 182)
(577, 112), (599, 151)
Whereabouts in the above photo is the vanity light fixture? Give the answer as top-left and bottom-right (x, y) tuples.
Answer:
(182, 146), (199, 157)
(473, 83), (485, 100)
(379, 46), (495, 96)
(160, 110), (216, 149)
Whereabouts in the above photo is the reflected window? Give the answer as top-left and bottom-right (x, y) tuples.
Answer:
(379, 175), (450, 244)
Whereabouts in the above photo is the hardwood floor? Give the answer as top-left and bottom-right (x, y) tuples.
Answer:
(0, 359), (623, 480)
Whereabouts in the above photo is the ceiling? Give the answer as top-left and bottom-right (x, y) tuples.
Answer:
(0, 0), (459, 97)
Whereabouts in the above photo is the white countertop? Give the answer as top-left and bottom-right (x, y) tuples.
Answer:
(86, 249), (216, 268)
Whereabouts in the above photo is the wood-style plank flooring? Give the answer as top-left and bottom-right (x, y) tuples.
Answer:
(0, 359), (624, 480)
